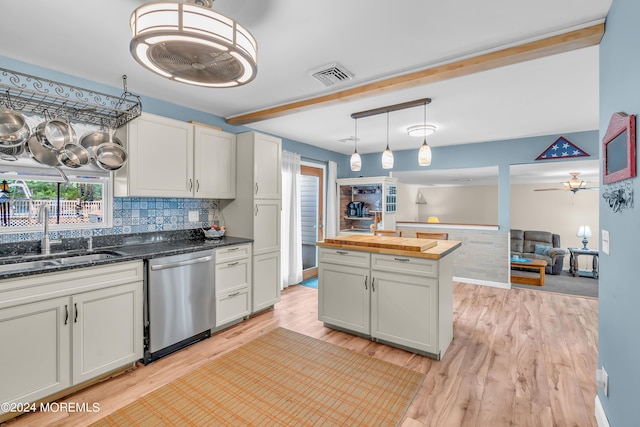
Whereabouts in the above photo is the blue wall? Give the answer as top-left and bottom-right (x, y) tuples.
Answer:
(598, 0), (640, 424)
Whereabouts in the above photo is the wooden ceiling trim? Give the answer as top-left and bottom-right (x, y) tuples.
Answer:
(226, 23), (604, 126)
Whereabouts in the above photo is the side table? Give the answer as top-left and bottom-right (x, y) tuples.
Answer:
(568, 247), (599, 279)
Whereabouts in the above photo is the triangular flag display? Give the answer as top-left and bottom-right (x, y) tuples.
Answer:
(536, 136), (590, 160)
(536, 136), (589, 160)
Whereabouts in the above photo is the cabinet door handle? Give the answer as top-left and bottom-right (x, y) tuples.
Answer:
(189, 179), (193, 191)
(394, 257), (410, 262)
(227, 261), (239, 267)
(196, 179), (200, 192)
(336, 250), (348, 255)
(228, 291), (240, 297)
(255, 204), (259, 216)
(371, 278), (375, 292)
(364, 275), (368, 290)
(64, 305), (69, 325)
(74, 303), (78, 323)
(255, 182), (259, 194)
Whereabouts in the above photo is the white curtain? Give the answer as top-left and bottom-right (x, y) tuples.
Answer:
(325, 161), (338, 238)
(281, 150), (303, 288)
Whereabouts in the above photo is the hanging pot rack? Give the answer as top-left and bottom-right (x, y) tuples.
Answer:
(0, 67), (142, 129)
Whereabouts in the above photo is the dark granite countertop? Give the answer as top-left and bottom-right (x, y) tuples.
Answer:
(0, 229), (253, 280)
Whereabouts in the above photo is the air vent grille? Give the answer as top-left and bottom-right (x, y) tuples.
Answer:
(310, 63), (354, 86)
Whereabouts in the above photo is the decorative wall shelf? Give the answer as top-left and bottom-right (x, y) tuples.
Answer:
(0, 68), (142, 128)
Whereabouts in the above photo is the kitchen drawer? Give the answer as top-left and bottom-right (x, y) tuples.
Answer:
(216, 244), (251, 263)
(319, 247), (370, 268)
(216, 287), (250, 327)
(216, 258), (250, 293)
(371, 253), (437, 277)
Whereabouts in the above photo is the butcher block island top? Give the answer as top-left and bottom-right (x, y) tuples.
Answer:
(318, 235), (461, 260)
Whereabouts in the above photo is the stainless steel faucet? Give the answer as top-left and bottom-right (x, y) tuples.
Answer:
(37, 204), (51, 255)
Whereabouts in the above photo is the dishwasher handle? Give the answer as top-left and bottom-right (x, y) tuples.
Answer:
(150, 255), (214, 271)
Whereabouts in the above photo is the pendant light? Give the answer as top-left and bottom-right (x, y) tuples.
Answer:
(381, 112), (394, 169)
(130, 0), (257, 88)
(418, 101), (432, 166)
(350, 118), (362, 171)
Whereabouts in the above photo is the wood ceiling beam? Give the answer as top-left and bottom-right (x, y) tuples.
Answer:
(226, 23), (604, 126)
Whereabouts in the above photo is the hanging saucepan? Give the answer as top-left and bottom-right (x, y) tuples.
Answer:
(26, 135), (60, 166)
(35, 118), (76, 151)
(80, 130), (123, 160)
(57, 143), (91, 168)
(0, 108), (31, 148)
(0, 143), (25, 161)
(95, 142), (127, 171)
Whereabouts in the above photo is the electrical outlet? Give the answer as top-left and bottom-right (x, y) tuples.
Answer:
(188, 211), (198, 222)
(596, 367), (609, 396)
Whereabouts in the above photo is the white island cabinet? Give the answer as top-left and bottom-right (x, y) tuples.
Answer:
(115, 112), (236, 199)
(0, 261), (143, 422)
(317, 236), (458, 359)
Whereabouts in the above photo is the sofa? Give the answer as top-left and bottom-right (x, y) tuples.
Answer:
(510, 229), (567, 275)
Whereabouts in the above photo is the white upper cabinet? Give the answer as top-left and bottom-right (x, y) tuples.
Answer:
(115, 113), (236, 199)
(193, 125), (236, 199)
(246, 132), (281, 200)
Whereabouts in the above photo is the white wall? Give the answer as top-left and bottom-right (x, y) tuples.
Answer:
(394, 182), (419, 222)
(415, 186), (499, 224)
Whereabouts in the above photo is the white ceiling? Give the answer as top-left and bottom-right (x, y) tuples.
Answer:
(0, 0), (612, 182)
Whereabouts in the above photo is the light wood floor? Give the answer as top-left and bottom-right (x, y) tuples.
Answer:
(4, 282), (598, 427)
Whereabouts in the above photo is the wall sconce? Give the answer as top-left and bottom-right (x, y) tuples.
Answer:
(576, 225), (592, 249)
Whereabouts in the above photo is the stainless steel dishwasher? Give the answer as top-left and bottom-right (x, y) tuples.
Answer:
(145, 250), (215, 363)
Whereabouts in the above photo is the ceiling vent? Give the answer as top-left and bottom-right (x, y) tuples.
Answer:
(310, 62), (354, 86)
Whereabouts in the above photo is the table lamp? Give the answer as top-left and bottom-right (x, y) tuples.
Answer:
(576, 225), (592, 250)
(427, 216), (440, 223)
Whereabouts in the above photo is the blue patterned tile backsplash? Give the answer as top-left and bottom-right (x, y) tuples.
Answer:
(0, 197), (216, 244)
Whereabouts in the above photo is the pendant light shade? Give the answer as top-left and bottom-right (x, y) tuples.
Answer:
(418, 101), (432, 166)
(129, 0), (257, 88)
(382, 112), (394, 169)
(350, 118), (361, 171)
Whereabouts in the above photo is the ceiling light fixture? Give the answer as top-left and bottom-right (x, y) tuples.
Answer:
(407, 124), (436, 137)
(350, 118), (362, 172)
(418, 101), (432, 166)
(381, 112), (394, 169)
(129, 0), (258, 88)
(563, 172), (587, 191)
(350, 98), (431, 171)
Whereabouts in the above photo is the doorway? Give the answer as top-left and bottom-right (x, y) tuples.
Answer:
(300, 164), (324, 280)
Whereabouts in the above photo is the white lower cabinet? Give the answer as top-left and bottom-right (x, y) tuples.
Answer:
(0, 261), (143, 419)
(318, 248), (452, 359)
(215, 244), (252, 327)
(252, 251), (281, 313)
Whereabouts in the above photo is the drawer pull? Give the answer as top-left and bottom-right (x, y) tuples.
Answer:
(227, 261), (239, 267)
(394, 257), (410, 262)
(228, 291), (240, 297)
(336, 250), (348, 255)
(228, 247), (239, 252)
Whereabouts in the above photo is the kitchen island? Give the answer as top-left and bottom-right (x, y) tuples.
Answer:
(317, 235), (461, 359)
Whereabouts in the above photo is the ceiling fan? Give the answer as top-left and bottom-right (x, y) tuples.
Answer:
(534, 172), (599, 193)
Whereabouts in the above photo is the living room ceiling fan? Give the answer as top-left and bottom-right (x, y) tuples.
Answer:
(534, 172), (599, 193)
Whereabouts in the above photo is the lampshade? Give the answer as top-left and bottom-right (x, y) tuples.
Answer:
(350, 119), (361, 171)
(130, 0), (257, 88)
(577, 225), (592, 238)
(381, 112), (394, 169)
(427, 216), (440, 223)
(563, 172), (587, 191)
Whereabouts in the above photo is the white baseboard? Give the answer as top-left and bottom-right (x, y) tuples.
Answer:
(453, 276), (510, 289)
(595, 395), (610, 427)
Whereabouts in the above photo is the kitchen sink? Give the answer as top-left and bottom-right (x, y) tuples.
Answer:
(56, 252), (118, 265)
(0, 259), (61, 273)
(0, 250), (125, 275)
